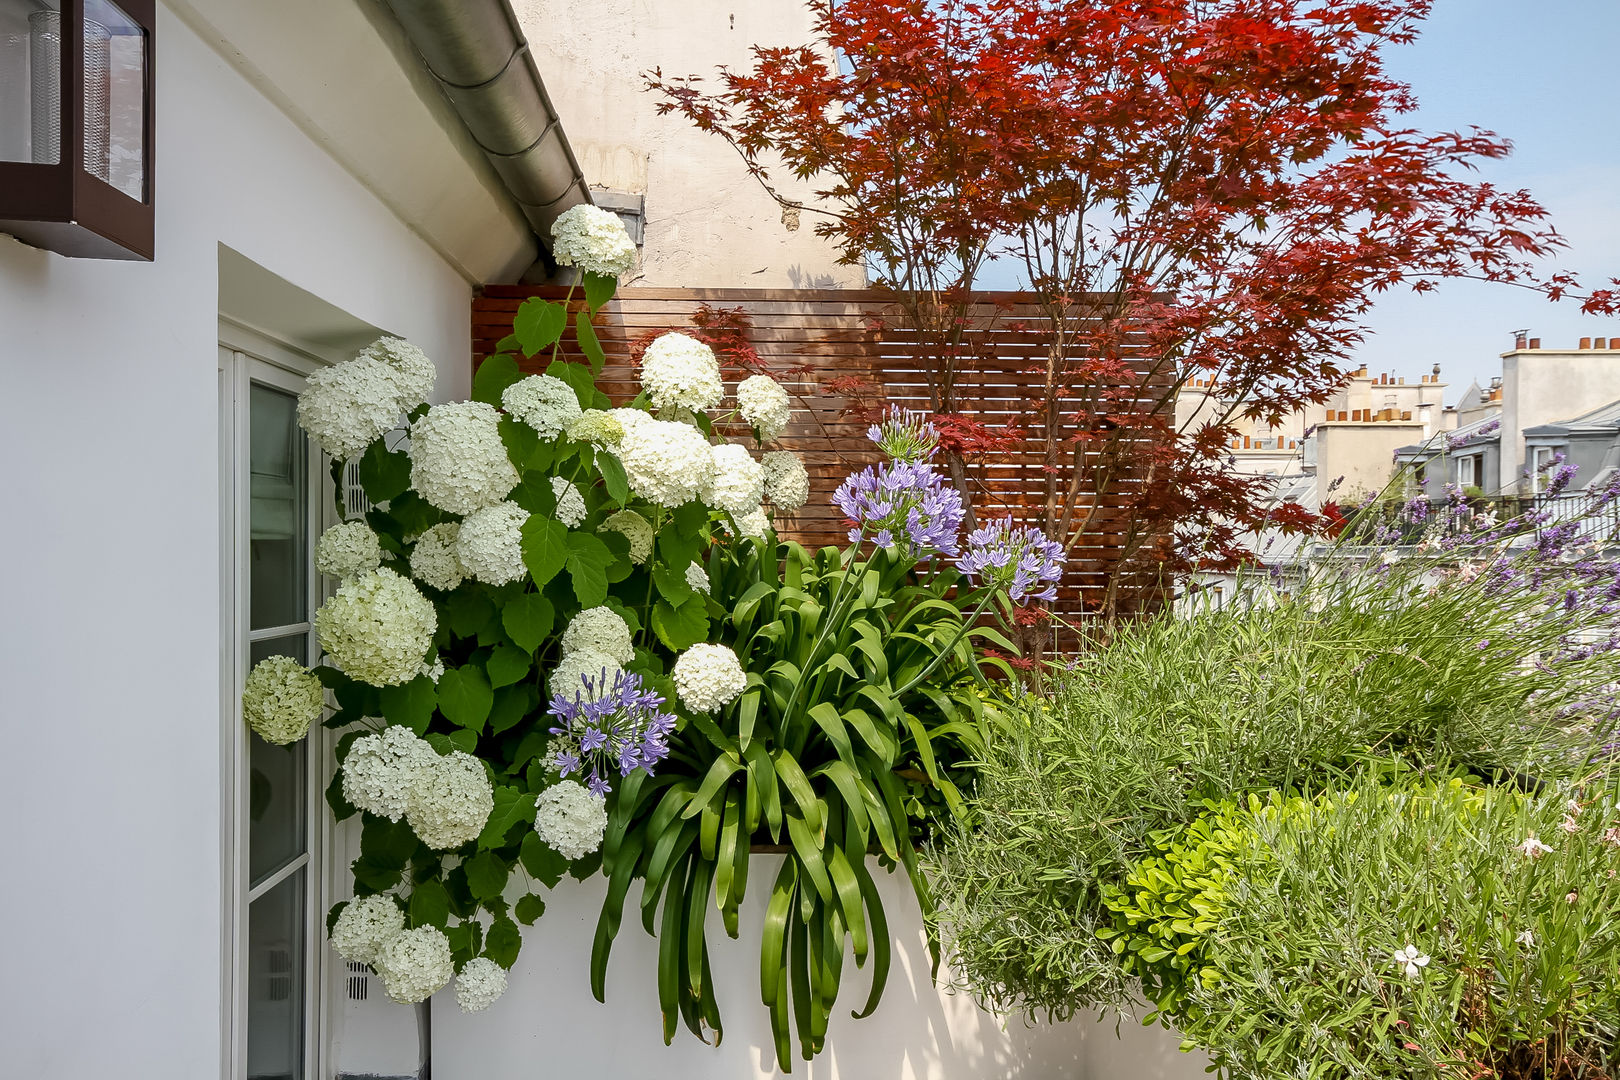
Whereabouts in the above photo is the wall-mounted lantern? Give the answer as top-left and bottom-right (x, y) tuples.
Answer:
(0, 0), (153, 260)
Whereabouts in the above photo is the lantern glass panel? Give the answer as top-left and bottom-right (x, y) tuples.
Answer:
(0, 0), (64, 166)
(84, 0), (143, 200)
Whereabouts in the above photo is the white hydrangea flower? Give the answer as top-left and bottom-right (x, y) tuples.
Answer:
(535, 780), (609, 860)
(315, 520), (383, 581)
(736, 374), (792, 441)
(560, 606), (635, 664)
(672, 643), (747, 712)
(761, 450), (811, 512)
(684, 561), (711, 595)
(409, 522), (465, 592)
(342, 724), (438, 822)
(374, 925), (455, 1004)
(409, 401), (519, 515)
(502, 374), (582, 439)
(456, 501), (530, 586)
(548, 650), (621, 704)
(316, 568), (438, 687)
(296, 357), (408, 462)
(701, 443), (765, 517)
(329, 894), (405, 966)
(407, 750), (495, 851)
(729, 505), (772, 540)
(241, 656), (324, 745)
(617, 417), (714, 507)
(420, 658), (445, 683)
(551, 477), (587, 527)
(357, 336), (436, 411)
(600, 509), (653, 564)
(566, 409), (625, 450)
(640, 333), (723, 414)
(454, 956), (508, 1013)
(551, 203), (638, 279)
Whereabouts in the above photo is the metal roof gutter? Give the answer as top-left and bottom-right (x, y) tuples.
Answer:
(379, 0), (591, 275)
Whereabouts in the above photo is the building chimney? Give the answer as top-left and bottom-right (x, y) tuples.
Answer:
(1580, 337), (1593, 349)
(1597, 338), (1610, 350)
(1514, 331), (1528, 349)
(1529, 337), (1541, 349)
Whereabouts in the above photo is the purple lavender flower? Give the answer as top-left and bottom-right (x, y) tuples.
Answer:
(546, 669), (677, 795)
(833, 459), (966, 557)
(957, 517), (1066, 603)
(1445, 418), (1501, 450)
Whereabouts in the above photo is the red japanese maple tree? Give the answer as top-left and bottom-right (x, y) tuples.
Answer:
(649, 0), (1618, 630)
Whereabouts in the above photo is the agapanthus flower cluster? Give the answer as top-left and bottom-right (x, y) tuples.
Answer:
(315, 567), (437, 686)
(408, 401), (519, 515)
(600, 509), (654, 564)
(453, 956), (508, 1013)
(672, 643), (747, 712)
(374, 925), (456, 1004)
(456, 501), (530, 585)
(533, 779), (608, 860)
(565, 408), (624, 450)
(560, 607), (635, 664)
(550, 203), (638, 279)
(547, 669), (677, 794)
(761, 450), (810, 512)
(833, 459), (966, 557)
(957, 517), (1066, 603)
(867, 406), (939, 463)
(241, 655), (324, 745)
(551, 477), (587, 527)
(640, 333), (724, 413)
(701, 443), (765, 518)
(330, 894), (405, 966)
(736, 374), (792, 441)
(342, 723), (438, 822)
(616, 416), (715, 507)
(501, 374), (582, 439)
(315, 520), (383, 581)
(408, 522), (465, 592)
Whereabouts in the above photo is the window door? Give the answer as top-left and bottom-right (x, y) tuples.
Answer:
(221, 340), (328, 1080)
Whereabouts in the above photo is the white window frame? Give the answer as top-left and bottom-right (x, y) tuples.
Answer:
(1454, 452), (1482, 491)
(219, 322), (334, 1080)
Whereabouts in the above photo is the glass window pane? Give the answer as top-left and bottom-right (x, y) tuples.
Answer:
(250, 383), (308, 631)
(0, 1), (63, 165)
(247, 868), (306, 1080)
(83, 0), (143, 200)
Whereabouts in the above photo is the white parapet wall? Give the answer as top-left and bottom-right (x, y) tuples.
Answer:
(435, 858), (1207, 1080)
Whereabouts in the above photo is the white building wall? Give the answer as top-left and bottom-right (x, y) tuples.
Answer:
(1499, 347), (1620, 491)
(0, 8), (483, 1077)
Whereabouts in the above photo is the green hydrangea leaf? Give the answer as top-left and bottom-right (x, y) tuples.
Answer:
(446, 920), (483, 966)
(652, 595), (710, 651)
(485, 644), (531, 690)
(472, 353), (523, 406)
(582, 271), (617, 314)
(546, 359), (608, 410)
(478, 785), (537, 850)
(484, 916), (522, 968)
(502, 591), (555, 653)
(520, 830), (570, 889)
(565, 531), (612, 607)
(445, 588), (499, 639)
(596, 450), (630, 507)
(325, 769), (356, 822)
(653, 563), (695, 605)
(521, 516), (570, 586)
(409, 879), (452, 929)
(489, 683), (537, 736)
(515, 893), (548, 926)
(378, 676), (436, 735)
(513, 298), (568, 357)
(437, 666), (493, 732)
(357, 440), (412, 503)
(465, 851), (510, 901)
(575, 310), (606, 374)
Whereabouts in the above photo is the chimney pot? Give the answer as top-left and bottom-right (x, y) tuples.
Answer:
(1529, 337), (1541, 349)
(1597, 338), (1610, 350)
(1398, 376), (1405, 384)
(1581, 337), (1593, 349)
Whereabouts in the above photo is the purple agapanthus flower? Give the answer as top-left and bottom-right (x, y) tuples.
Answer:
(546, 668), (677, 795)
(833, 459), (966, 557)
(956, 517), (1066, 603)
(865, 406), (939, 463)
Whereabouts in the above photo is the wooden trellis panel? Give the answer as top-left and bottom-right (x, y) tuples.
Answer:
(472, 286), (1166, 617)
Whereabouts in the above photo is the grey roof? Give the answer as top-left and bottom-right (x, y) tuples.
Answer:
(1394, 410), (1502, 458)
(1523, 397), (1620, 438)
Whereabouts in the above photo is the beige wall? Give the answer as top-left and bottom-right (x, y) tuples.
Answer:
(513, 0), (857, 289)
(1499, 347), (1620, 491)
(1314, 422), (1428, 502)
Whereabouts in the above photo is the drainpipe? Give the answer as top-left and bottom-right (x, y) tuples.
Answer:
(380, 0), (591, 275)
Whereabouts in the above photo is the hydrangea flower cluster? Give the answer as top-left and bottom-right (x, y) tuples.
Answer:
(640, 332), (724, 413)
(833, 460), (966, 557)
(409, 522), (465, 592)
(408, 401), (519, 515)
(315, 521), (383, 581)
(374, 925), (456, 1004)
(551, 477), (587, 527)
(761, 450), (810, 512)
(729, 506), (772, 540)
(867, 406), (939, 463)
(685, 561), (711, 594)
(406, 749), (495, 850)
(560, 607), (635, 664)
(550, 651), (621, 704)
(566, 408), (624, 450)
(957, 517), (1066, 603)
(297, 336), (435, 462)
(737, 374), (792, 441)
(550, 203), (638, 279)
(616, 416), (716, 507)
(358, 337), (437, 405)
(600, 509), (654, 564)
(241, 655), (324, 745)
(534, 779), (609, 860)
(502, 374), (582, 439)
(456, 501), (530, 585)
(329, 894), (405, 966)
(453, 956), (509, 1013)
(315, 568), (438, 686)
(547, 669), (676, 794)
(672, 643), (747, 712)
(342, 723), (437, 822)
(702, 443), (766, 519)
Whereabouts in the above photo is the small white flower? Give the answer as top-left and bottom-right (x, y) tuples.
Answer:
(616, 416), (715, 508)
(456, 501), (530, 585)
(409, 522), (465, 592)
(296, 357), (411, 462)
(1515, 929), (1536, 948)
(736, 374), (792, 441)
(357, 336), (437, 409)
(1516, 834), (1554, 860)
(534, 780), (609, 860)
(672, 643), (747, 712)
(1392, 943), (1430, 980)
(409, 401), (519, 515)
(551, 477), (587, 527)
(548, 650), (621, 704)
(502, 374), (582, 439)
(566, 409), (625, 451)
(684, 561), (711, 595)
(329, 894), (405, 966)
(641, 333), (724, 414)
(599, 509), (654, 564)
(315, 568), (438, 687)
(315, 521), (384, 581)
(406, 749), (495, 851)
(342, 724), (437, 823)
(454, 956), (508, 1013)
(241, 655), (324, 745)
(374, 925), (455, 1004)
(701, 443), (766, 518)
(560, 607), (635, 664)
(419, 658), (445, 683)
(551, 203), (638, 279)
(761, 450), (810, 512)
(728, 505), (772, 540)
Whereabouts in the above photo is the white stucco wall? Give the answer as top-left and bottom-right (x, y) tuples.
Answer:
(511, 0), (859, 289)
(1314, 422), (1428, 501)
(1499, 348), (1620, 491)
(436, 860), (1206, 1080)
(0, 8), (481, 1077)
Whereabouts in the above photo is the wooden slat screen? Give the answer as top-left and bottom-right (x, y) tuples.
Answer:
(473, 286), (1165, 619)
